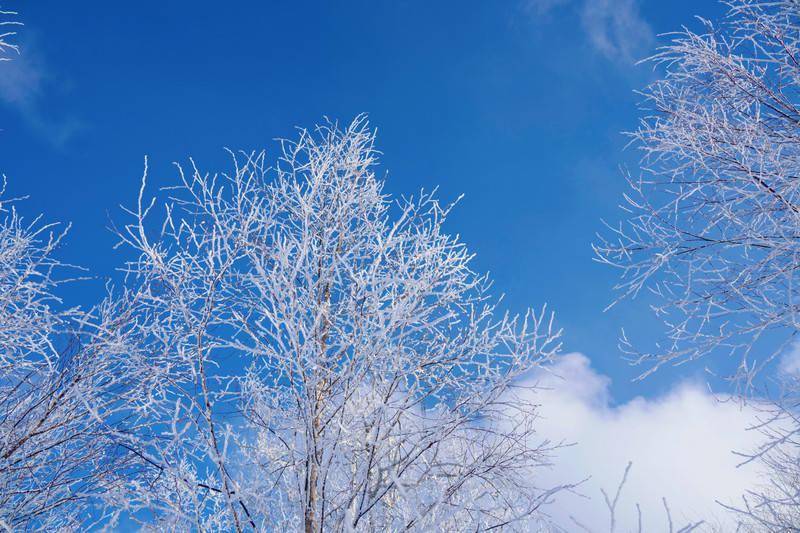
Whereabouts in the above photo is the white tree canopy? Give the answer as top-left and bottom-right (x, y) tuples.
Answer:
(108, 116), (566, 531)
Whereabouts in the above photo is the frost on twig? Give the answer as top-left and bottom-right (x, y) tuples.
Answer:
(570, 462), (704, 533)
(0, 7), (21, 60)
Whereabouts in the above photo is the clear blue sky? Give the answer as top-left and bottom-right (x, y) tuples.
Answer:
(0, 1), (728, 402)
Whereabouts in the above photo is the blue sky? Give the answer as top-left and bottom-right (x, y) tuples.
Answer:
(0, 0), (729, 404)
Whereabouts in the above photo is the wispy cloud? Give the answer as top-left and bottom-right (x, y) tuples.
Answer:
(524, 0), (654, 63)
(779, 339), (800, 377)
(526, 353), (766, 530)
(0, 33), (82, 146)
(523, 0), (569, 17)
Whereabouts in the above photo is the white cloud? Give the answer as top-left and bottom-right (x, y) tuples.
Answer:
(524, 0), (569, 16)
(779, 339), (800, 377)
(528, 353), (767, 531)
(0, 45), (43, 104)
(524, 0), (654, 63)
(0, 34), (81, 146)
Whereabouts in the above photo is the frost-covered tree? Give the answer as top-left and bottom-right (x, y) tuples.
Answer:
(594, 1), (800, 529)
(114, 116), (565, 531)
(0, 187), (142, 530)
(595, 0), (800, 386)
